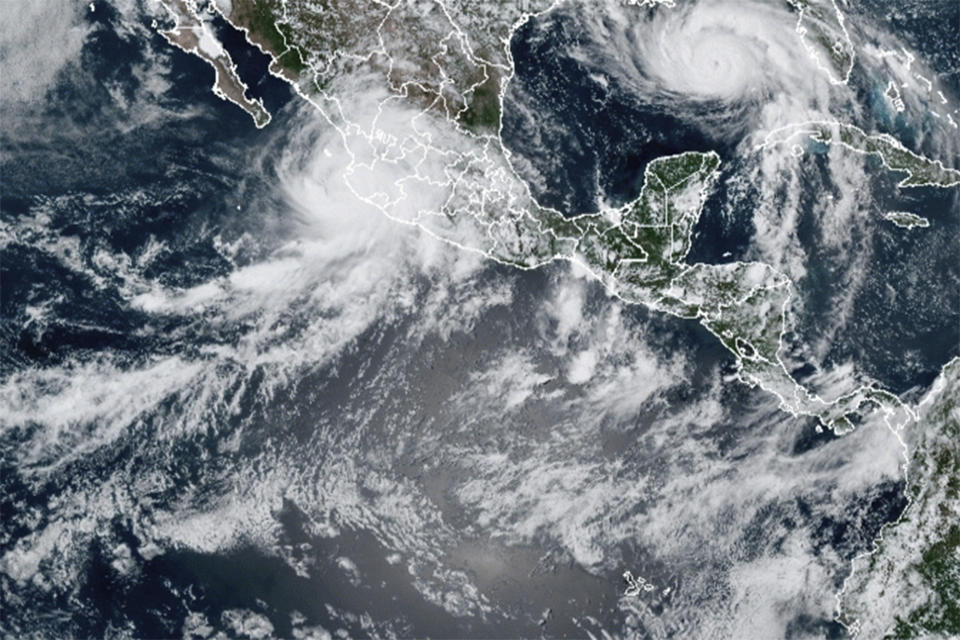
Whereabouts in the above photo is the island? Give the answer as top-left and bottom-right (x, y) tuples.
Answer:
(883, 211), (930, 229)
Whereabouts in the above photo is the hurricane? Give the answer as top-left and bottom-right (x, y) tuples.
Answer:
(597, 0), (830, 105)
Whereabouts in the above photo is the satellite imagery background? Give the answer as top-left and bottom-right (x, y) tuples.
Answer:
(1, 0), (959, 637)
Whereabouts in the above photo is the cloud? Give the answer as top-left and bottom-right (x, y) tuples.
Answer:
(0, 0), (91, 104)
(554, 0), (849, 136)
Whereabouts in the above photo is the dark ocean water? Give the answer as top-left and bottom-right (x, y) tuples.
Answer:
(779, 139), (960, 397)
(1, 3), (293, 376)
(1, 5), (297, 635)
(854, 0), (960, 97)
(502, 10), (737, 218)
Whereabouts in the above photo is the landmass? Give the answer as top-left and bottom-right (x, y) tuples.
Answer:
(758, 120), (960, 187)
(787, 0), (855, 85)
(839, 359), (960, 638)
(885, 80), (906, 113)
(158, 0), (271, 127)
(883, 211), (930, 229)
(208, 0), (556, 135)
